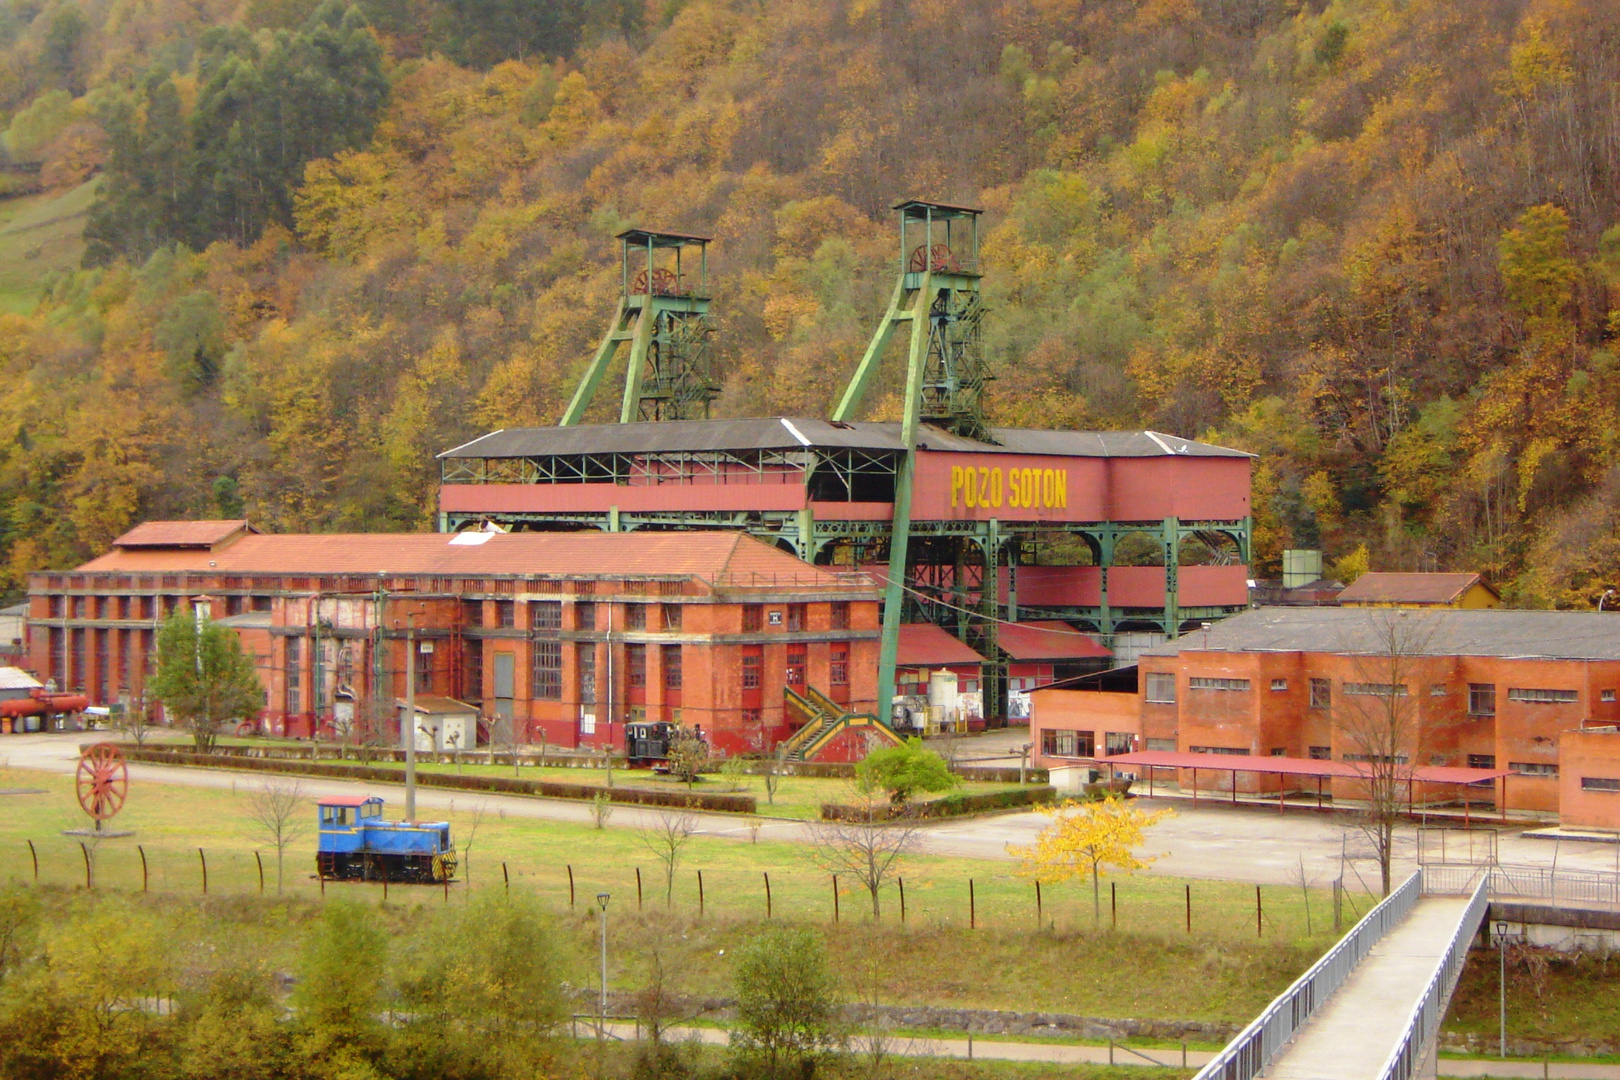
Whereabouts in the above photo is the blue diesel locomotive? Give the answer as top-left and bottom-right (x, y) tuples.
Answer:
(315, 795), (457, 884)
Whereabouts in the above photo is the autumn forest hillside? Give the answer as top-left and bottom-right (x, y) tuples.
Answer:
(0, 0), (1618, 607)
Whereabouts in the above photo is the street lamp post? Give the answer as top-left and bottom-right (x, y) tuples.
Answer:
(596, 893), (611, 1044)
(1495, 919), (1510, 1058)
(404, 615), (417, 821)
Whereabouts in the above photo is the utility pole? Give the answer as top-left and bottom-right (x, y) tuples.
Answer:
(404, 615), (417, 821)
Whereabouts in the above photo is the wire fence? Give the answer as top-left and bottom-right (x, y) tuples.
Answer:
(5, 833), (1347, 942)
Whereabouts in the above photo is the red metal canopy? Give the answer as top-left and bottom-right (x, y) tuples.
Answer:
(1104, 750), (1511, 786)
(315, 794), (382, 807)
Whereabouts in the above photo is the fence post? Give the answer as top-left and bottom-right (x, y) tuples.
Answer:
(764, 872), (772, 919)
(1256, 885), (1263, 938)
(80, 842), (91, 890)
(139, 845), (148, 892)
(199, 848), (208, 895)
(1112, 881), (1117, 930)
(969, 878), (976, 930)
(27, 839), (37, 882)
(636, 867), (643, 910)
(256, 852), (265, 895)
(832, 875), (840, 923)
(568, 865), (576, 907)
(383, 873), (389, 903)
(899, 877), (906, 923)
(1035, 880), (1042, 926)
(502, 862), (509, 895)
(1185, 884), (1191, 933)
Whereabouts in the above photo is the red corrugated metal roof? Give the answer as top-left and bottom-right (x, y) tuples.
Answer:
(113, 520), (256, 549)
(998, 621), (1112, 661)
(1104, 750), (1510, 784)
(897, 623), (985, 666)
(76, 526), (871, 593)
(1338, 572), (1496, 605)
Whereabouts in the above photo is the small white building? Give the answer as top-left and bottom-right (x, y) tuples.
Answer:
(397, 695), (478, 753)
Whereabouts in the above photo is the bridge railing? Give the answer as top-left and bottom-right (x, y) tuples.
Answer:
(1420, 862), (1620, 909)
(1377, 875), (1490, 1080)
(1190, 870), (1424, 1080)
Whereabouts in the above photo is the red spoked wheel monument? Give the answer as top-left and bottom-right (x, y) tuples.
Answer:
(74, 742), (130, 832)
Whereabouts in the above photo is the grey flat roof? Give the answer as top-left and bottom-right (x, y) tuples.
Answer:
(440, 418), (1250, 460)
(1143, 607), (1620, 662)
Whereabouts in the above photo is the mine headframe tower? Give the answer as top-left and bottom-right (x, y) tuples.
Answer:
(561, 229), (719, 425)
(832, 199), (998, 719)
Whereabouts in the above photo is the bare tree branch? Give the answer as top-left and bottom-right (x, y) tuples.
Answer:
(808, 787), (921, 919)
(639, 810), (698, 904)
(247, 779), (309, 895)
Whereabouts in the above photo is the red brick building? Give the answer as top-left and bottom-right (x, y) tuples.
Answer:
(1031, 607), (1620, 826)
(24, 522), (880, 756)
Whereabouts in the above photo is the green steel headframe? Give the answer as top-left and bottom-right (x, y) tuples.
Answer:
(560, 229), (720, 425)
(830, 198), (994, 725)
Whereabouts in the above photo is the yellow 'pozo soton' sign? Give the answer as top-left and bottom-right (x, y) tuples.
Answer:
(949, 465), (1069, 510)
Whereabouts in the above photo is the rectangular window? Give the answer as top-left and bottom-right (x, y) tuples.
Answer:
(1430, 683), (1448, 697)
(1144, 672), (1176, 703)
(575, 602), (596, 631)
(625, 604), (646, 631)
(1041, 729), (1095, 757)
(1343, 752), (1409, 764)
(830, 646), (849, 686)
(1270, 679), (1288, 692)
(626, 644), (646, 688)
(1188, 677), (1250, 692)
(463, 600), (484, 628)
(1105, 732), (1134, 756)
(286, 638), (302, 715)
(742, 707), (762, 726)
(1310, 678), (1331, 709)
(1510, 761), (1559, 777)
(532, 640), (562, 701)
(1507, 688), (1578, 704)
(662, 604), (682, 632)
(1309, 745), (1332, 761)
(1604, 689), (1617, 703)
(742, 604), (763, 632)
(662, 645), (682, 690)
(830, 601), (850, 630)
(786, 651), (807, 686)
(533, 601), (562, 631)
(1581, 777), (1620, 792)
(1468, 683), (1496, 716)
(1270, 747), (1287, 756)
(1189, 745), (1251, 756)
(1467, 753), (1497, 770)
(1146, 737), (1176, 752)
(252, 595), (272, 613)
(415, 645), (432, 694)
(742, 653), (762, 690)
(465, 644), (483, 701)
(1344, 682), (1409, 697)
(578, 647), (596, 705)
(787, 603), (806, 632)
(496, 600), (515, 629)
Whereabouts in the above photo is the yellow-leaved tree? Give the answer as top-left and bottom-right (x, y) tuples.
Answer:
(1009, 796), (1172, 927)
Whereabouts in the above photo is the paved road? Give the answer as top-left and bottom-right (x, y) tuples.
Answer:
(7, 732), (1620, 887)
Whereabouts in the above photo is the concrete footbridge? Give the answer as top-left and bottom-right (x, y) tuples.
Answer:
(1196, 870), (1488, 1080)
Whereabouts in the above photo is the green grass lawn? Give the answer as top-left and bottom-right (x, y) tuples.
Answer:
(0, 178), (95, 311)
(137, 731), (1029, 821)
(1442, 946), (1620, 1051)
(0, 760), (1342, 1026)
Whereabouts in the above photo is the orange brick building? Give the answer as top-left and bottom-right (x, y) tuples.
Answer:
(24, 522), (881, 756)
(1031, 607), (1620, 827)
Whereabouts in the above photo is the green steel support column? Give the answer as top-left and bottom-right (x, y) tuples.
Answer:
(561, 300), (633, 425)
(1098, 529), (1114, 642)
(876, 270), (936, 722)
(795, 507), (814, 561)
(1006, 552), (1018, 623)
(608, 506), (621, 533)
(1239, 514), (1253, 564)
(1163, 517), (1180, 638)
(982, 519), (1002, 723)
(833, 277), (909, 421)
(618, 303), (658, 424)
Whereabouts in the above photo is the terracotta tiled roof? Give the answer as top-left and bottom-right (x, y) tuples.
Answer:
(113, 520), (256, 549)
(75, 525), (870, 593)
(997, 621), (1112, 661)
(897, 623), (985, 667)
(1337, 572), (1494, 605)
